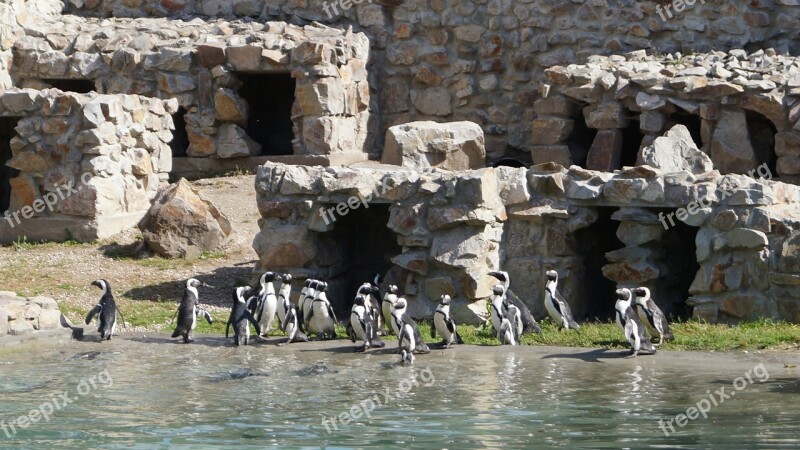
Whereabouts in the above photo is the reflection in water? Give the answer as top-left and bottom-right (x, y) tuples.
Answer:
(0, 338), (798, 449)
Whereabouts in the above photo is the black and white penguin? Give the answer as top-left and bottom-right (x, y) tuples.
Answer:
(349, 295), (385, 351)
(356, 282), (381, 334)
(381, 284), (399, 335)
(301, 279), (320, 331)
(489, 285), (519, 345)
(432, 294), (462, 348)
(488, 270), (541, 334)
(85, 279), (125, 341)
(399, 322), (416, 364)
(280, 302), (309, 345)
(615, 288), (656, 357)
(276, 273), (293, 331)
(371, 274), (385, 334)
(306, 282), (338, 340)
(633, 287), (674, 346)
(544, 270), (580, 330)
(254, 272), (281, 337)
(171, 278), (213, 343)
(391, 297), (430, 354)
(226, 287), (261, 346)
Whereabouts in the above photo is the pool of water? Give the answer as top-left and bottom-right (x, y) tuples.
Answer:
(1, 335), (799, 449)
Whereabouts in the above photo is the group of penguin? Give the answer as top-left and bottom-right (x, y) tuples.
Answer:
(81, 266), (675, 361)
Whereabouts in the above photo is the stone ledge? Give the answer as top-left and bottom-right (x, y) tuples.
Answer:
(171, 154), (369, 180)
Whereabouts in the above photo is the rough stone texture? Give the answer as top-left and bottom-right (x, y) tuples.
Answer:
(0, 291), (69, 337)
(381, 121), (486, 171)
(253, 162), (800, 324)
(639, 125), (714, 174)
(140, 178), (231, 259)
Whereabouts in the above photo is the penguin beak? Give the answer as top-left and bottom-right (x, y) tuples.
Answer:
(202, 282), (216, 288)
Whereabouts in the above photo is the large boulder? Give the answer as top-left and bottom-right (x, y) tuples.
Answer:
(381, 121), (486, 170)
(140, 179), (232, 259)
(638, 124), (714, 174)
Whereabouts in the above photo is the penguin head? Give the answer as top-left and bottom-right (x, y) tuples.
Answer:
(545, 270), (558, 282)
(615, 288), (632, 301)
(236, 286), (251, 301)
(318, 281), (328, 291)
(440, 294), (451, 305)
(488, 271), (508, 283)
(393, 297), (407, 311)
(373, 273), (383, 286)
(91, 279), (110, 295)
(186, 278), (203, 289)
(633, 287), (650, 303)
(387, 285), (399, 295)
(282, 273), (293, 283)
(354, 295), (367, 307)
(302, 279), (311, 287)
(492, 284), (505, 296)
(260, 271), (280, 284)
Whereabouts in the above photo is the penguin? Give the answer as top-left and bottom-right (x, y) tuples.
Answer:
(85, 279), (125, 341)
(301, 279), (320, 331)
(488, 270), (541, 334)
(431, 294), (463, 348)
(171, 278), (213, 343)
(371, 274), (385, 334)
(633, 287), (674, 346)
(381, 284), (399, 335)
(398, 322), (416, 364)
(280, 302), (309, 345)
(226, 287), (261, 346)
(489, 285), (519, 345)
(353, 282), (381, 338)
(306, 282), (338, 340)
(276, 273), (293, 331)
(254, 272), (281, 337)
(349, 295), (382, 352)
(615, 288), (656, 357)
(544, 270), (580, 330)
(390, 297), (430, 354)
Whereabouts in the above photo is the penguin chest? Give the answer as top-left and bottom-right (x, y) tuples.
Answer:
(310, 304), (332, 332)
(190, 305), (198, 330)
(544, 291), (560, 320)
(434, 312), (451, 340)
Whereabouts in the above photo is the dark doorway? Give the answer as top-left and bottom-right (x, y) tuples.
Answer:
(1, 117), (21, 214)
(572, 207), (624, 319)
(621, 112), (644, 167)
(169, 107), (189, 157)
(658, 214), (699, 319)
(324, 204), (401, 316)
(745, 110), (777, 177)
(668, 111), (703, 148)
(236, 73), (296, 156)
(492, 157), (527, 168)
(41, 79), (95, 93)
(567, 108), (597, 168)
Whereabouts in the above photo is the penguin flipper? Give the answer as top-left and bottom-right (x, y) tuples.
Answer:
(85, 305), (101, 325)
(244, 310), (262, 336)
(455, 331), (464, 345)
(505, 288), (538, 334)
(115, 306), (127, 329)
(430, 320), (436, 339)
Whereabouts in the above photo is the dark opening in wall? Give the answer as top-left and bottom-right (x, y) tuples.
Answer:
(567, 108), (597, 168)
(745, 110), (777, 177)
(0, 117), (21, 215)
(621, 112), (644, 167)
(169, 107), (189, 157)
(571, 207), (624, 320)
(492, 157), (527, 168)
(236, 73), (296, 156)
(324, 204), (401, 317)
(651, 209), (699, 319)
(41, 79), (95, 93)
(668, 111), (703, 148)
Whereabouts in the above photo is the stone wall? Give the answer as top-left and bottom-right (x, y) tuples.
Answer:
(0, 290), (63, 337)
(8, 14), (374, 165)
(0, 89), (175, 242)
(253, 161), (800, 324)
(59, 0), (800, 161)
(0, 0), (63, 93)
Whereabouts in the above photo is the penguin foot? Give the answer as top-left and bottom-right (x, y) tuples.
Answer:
(354, 345), (367, 353)
(625, 351), (638, 358)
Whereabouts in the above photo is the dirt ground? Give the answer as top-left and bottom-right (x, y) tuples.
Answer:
(0, 175), (262, 327)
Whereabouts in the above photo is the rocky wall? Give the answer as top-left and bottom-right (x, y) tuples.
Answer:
(60, 0), (800, 161)
(9, 15), (373, 163)
(253, 160), (800, 324)
(0, 290), (64, 337)
(0, 88), (175, 242)
(0, 0), (63, 92)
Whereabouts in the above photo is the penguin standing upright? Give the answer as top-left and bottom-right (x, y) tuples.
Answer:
(306, 282), (338, 340)
(398, 322), (416, 364)
(391, 297), (430, 354)
(171, 278), (214, 343)
(544, 270), (580, 330)
(349, 295), (385, 351)
(381, 285), (399, 335)
(276, 273), (293, 330)
(615, 288), (656, 357)
(85, 279), (125, 341)
(488, 270), (541, 334)
(432, 294), (462, 348)
(489, 285), (518, 345)
(301, 280), (319, 331)
(280, 303), (309, 345)
(371, 274), (385, 334)
(226, 287), (261, 346)
(633, 287), (674, 346)
(254, 272), (281, 337)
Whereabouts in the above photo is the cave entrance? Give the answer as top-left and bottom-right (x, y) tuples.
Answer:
(745, 110), (777, 177)
(40, 79), (95, 93)
(572, 207), (624, 320)
(236, 73), (295, 156)
(653, 210), (699, 319)
(621, 111), (644, 167)
(0, 117), (21, 215)
(567, 105), (597, 168)
(169, 107), (189, 157)
(325, 203), (401, 316)
(667, 111), (703, 148)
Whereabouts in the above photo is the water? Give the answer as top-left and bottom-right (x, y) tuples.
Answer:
(1, 336), (799, 449)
